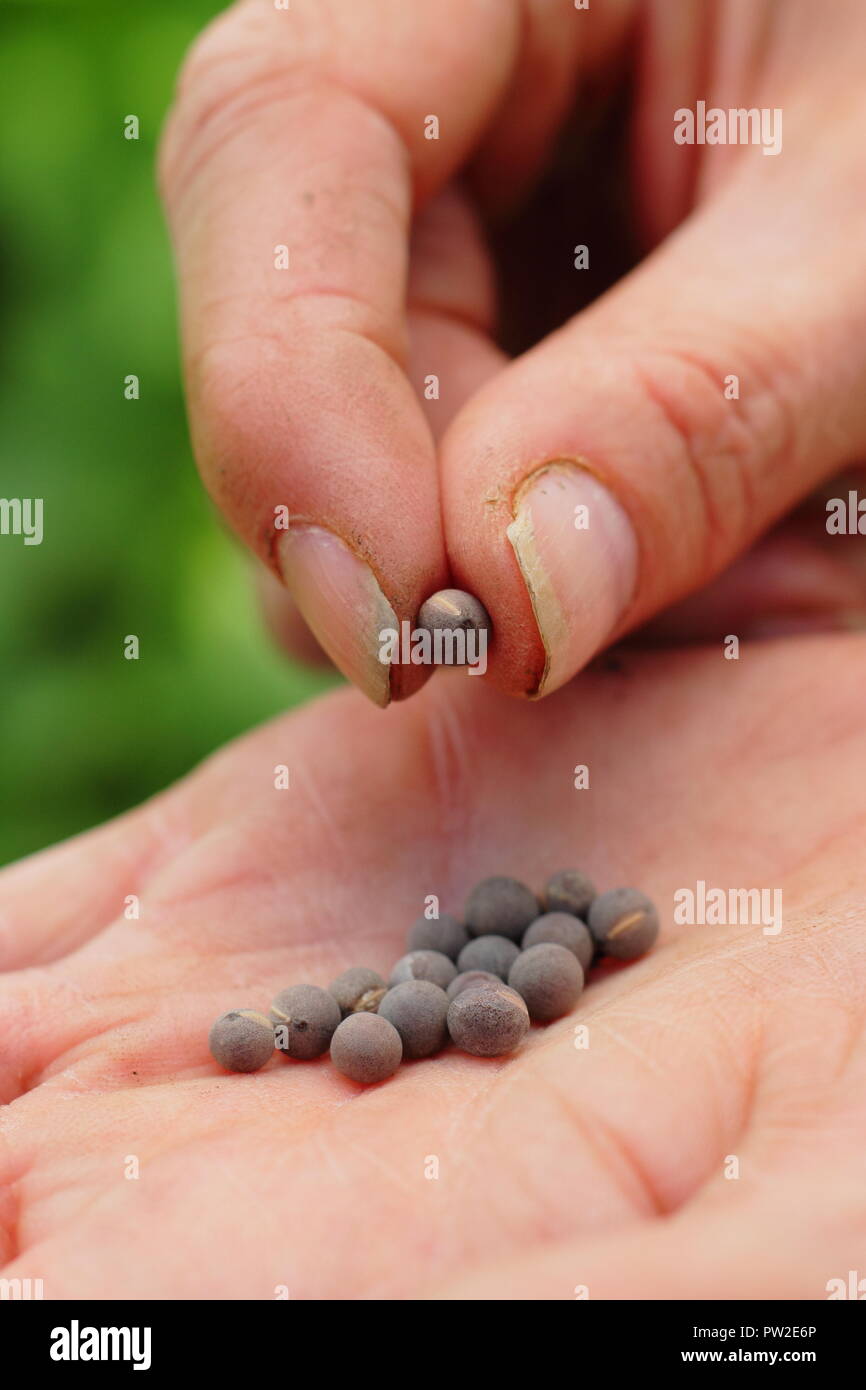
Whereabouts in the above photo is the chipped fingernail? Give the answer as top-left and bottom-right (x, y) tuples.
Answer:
(506, 462), (637, 696)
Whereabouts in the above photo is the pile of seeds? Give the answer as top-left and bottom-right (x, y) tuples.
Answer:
(208, 873), (659, 1085)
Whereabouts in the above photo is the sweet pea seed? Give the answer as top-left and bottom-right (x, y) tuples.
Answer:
(270, 984), (341, 1059)
(456, 933), (520, 980)
(543, 869), (596, 920)
(446, 984), (529, 1057)
(508, 942), (584, 1022)
(208, 1010), (275, 1073)
(522, 912), (594, 972)
(389, 949), (457, 990)
(378, 980), (449, 1059)
(330, 1011), (403, 1084)
(445, 970), (503, 1003)
(328, 966), (387, 1017)
(417, 589), (491, 653)
(588, 888), (659, 960)
(406, 913), (469, 961)
(464, 876), (538, 941)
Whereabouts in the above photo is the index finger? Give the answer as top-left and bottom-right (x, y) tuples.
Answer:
(159, 0), (518, 704)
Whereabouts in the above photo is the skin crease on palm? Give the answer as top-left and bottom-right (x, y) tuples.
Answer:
(1, 635), (866, 1299)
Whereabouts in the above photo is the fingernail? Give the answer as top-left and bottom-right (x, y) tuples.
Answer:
(506, 462), (637, 696)
(277, 525), (397, 707)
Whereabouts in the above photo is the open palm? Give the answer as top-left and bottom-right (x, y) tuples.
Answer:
(1, 635), (864, 1299)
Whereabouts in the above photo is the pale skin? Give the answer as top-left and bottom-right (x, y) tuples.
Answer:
(3, 0), (866, 1301)
(1, 634), (865, 1299)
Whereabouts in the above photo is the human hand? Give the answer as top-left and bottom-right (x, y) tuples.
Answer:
(159, 0), (866, 706)
(2, 635), (864, 1297)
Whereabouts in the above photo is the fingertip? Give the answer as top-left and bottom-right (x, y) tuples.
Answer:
(505, 462), (637, 697)
(255, 563), (332, 669)
(276, 526), (433, 708)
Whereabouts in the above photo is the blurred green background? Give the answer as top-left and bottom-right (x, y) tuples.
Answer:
(0, 0), (335, 866)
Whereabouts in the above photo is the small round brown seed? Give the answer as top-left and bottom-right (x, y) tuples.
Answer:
(417, 589), (491, 664)
(270, 985), (341, 1059)
(447, 984), (529, 1057)
(522, 912), (594, 972)
(457, 934), (520, 981)
(378, 980), (449, 1059)
(508, 943), (584, 1022)
(445, 970), (503, 1003)
(464, 876), (538, 942)
(330, 1011), (403, 1084)
(588, 888), (659, 960)
(543, 869), (597, 920)
(407, 913), (469, 961)
(328, 966), (387, 1017)
(390, 949), (457, 990)
(209, 1010), (275, 1073)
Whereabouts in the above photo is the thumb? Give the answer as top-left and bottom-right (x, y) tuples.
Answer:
(440, 153), (866, 696)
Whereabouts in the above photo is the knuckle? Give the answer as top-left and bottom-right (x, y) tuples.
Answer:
(629, 343), (796, 574)
(158, 5), (249, 202)
(157, 1), (318, 208)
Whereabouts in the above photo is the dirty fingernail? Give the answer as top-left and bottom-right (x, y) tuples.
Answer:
(277, 525), (397, 707)
(506, 462), (637, 696)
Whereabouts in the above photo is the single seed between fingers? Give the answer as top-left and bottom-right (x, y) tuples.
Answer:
(417, 589), (492, 655)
